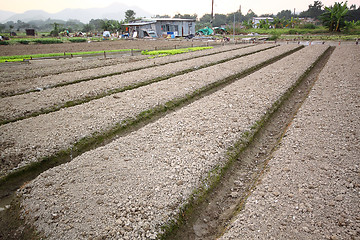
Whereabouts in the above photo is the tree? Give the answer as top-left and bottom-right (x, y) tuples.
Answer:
(82, 23), (93, 32)
(226, 11), (244, 24)
(277, 10), (292, 19)
(320, 1), (349, 32)
(346, 5), (360, 21)
(89, 19), (104, 31)
(154, 14), (170, 18)
(0, 24), (5, 33)
(50, 22), (59, 36)
(212, 14), (227, 27)
(125, 10), (136, 23)
(199, 14), (212, 23)
(173, 13), (197, 20)
(300, 0), (324, 19)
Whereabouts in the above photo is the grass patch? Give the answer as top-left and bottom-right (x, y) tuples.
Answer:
(0, 49), (138, 63)
(141, 46), (213, 57)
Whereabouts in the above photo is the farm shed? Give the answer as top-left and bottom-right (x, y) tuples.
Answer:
(25, 29), (36, 36)
(123, 18), (196, 38)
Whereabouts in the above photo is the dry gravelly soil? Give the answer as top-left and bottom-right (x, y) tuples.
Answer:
(17, 45), (326, 239)
(220, 45), (360, 239)
(0, 39), (206, 56)
(0, 43), (358, 240)
(0, 39), (208, 83)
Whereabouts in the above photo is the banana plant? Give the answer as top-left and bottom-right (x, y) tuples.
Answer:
(320, 1), (349, 32)
(335, 2), (348, 31)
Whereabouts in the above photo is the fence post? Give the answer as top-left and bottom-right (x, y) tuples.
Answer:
(104, 51), (106, 58)
(131, 49), (134, 56)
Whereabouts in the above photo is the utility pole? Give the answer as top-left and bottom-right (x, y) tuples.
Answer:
(211, 0), (214, 27)
(233, 12), (235, 43)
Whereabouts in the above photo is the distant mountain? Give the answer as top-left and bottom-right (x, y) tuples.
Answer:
(0, 10), (16, 22)
(2, 3), (153, 23)
(5, 10), (52, 22)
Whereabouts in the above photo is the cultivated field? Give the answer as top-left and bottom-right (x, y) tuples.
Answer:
(219, 45), (360, 240)
(0, 40), (358, 239)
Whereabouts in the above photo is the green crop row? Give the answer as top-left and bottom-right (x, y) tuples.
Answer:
(1, 37), (90, 45)
(0, 49), (138, 63)
(141, 46), (213, 57)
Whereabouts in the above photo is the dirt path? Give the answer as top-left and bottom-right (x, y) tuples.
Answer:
(219, 45), (360, 239)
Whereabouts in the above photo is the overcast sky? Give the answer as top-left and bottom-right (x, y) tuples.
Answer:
(1, 0), (359, 16)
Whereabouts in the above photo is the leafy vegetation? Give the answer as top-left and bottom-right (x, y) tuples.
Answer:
(0, 49), (136, 63)
(125, 10), (136, 23)
(33, 38), (63, 44)
(141, 47), (213, 57)
(68, 38), (87, 43)
(320, 2), (349, 32)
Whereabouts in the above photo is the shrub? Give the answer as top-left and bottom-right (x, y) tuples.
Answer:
(18, 40), (30, 44)
(269, 35), (279, 41)
(0, 41), (9, 45)
(288, 29), (299, 34)
(68, 38), (87, 43)
(33, 39), (63, 44)
(302, 23), (316, 29)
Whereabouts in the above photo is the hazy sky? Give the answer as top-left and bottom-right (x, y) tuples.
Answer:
(1, 0), (359, 16)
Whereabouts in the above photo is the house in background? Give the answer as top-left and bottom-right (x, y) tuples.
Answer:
(123, 18), (196, 38)
(252, 17), (274, 28)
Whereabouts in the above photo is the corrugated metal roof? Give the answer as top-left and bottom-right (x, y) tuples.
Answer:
(123, 22), (156, 26)
(144, 18), (196, 22)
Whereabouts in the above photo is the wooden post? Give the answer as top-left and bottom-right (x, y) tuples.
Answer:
(131, 49), (134, 56)
(104, 51), (106, 58)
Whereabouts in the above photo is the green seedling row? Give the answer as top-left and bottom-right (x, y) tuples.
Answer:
(141, 46), (213, 58)
(0, 49), (138, 63)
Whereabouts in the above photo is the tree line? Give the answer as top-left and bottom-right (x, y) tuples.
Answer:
(0, 1), (359, 34)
